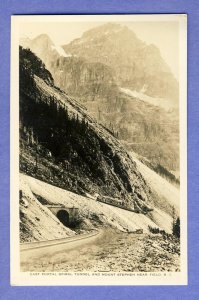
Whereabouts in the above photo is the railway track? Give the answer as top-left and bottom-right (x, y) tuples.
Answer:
(95, 195), (153, 214)
(97, 198), (140, 213)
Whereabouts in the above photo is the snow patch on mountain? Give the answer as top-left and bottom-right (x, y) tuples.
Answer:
(51, 45), (68, 57)
(131, 155), (180, 214)
(120, 87), (175, 111)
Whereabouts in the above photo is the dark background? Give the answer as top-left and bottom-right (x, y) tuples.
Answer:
(0, 0), (198, 299)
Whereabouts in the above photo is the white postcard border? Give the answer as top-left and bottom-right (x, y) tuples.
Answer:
(10, 14), (187, 286)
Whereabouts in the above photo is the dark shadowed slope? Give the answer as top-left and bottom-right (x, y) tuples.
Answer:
(19, 47), (154, 214)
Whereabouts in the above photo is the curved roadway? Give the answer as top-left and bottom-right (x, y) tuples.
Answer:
(20, 230), (102, 266)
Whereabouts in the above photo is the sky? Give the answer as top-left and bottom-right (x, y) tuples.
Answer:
(20, 21), (179, 79)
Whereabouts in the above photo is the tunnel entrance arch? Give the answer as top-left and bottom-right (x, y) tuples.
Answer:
(56, 209), (70, 227)
(45, 205), (79, 228)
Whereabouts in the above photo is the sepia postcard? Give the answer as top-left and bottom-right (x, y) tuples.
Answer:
(10, 14), (187, 285)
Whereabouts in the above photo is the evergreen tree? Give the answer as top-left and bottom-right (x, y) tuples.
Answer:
(173, 217), (180, 238)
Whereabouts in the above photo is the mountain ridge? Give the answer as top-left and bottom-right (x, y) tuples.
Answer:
(20, 24), (179, 172)
(63, 22), (178, 101)
(20, 47), (154, 214)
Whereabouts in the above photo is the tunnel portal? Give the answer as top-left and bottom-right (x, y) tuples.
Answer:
(45, 205), (79, 228)
(56, 209), (70, 227)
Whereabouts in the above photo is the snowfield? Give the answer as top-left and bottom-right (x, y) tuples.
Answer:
(132, 156), (180, 213)
(20, 173), (174, 242)
(51, 45), (68, 57)
(120, 87), (176, 111)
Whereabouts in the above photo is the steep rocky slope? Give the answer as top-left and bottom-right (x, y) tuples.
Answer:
(20, 31), (179, 172)
(20, 47), (154, 214)
(20, 34), (60, 72)
(20, 175), (75, 242)
(21, 174), (162, 237)
(20, 34), (118, 104)
(85, 91), (179, 171)
(63, 23), (178, 102)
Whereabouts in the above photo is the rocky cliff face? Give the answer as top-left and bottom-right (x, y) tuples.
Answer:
(63, 23), (178, 102)
(21, 24), (178, 103)
(20, 34), (60, 72)
(20, 47), (154, 213)
(50, 56), (118, 101)
(20, 34), (118, 102)
(20, 24), (179, 172)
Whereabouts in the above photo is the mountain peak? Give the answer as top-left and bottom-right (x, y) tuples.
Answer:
(62, 23), (177, 101)
(78, 22), (138, 42)
(32, 33), (54, 45)
(83, 22), (125, 35)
